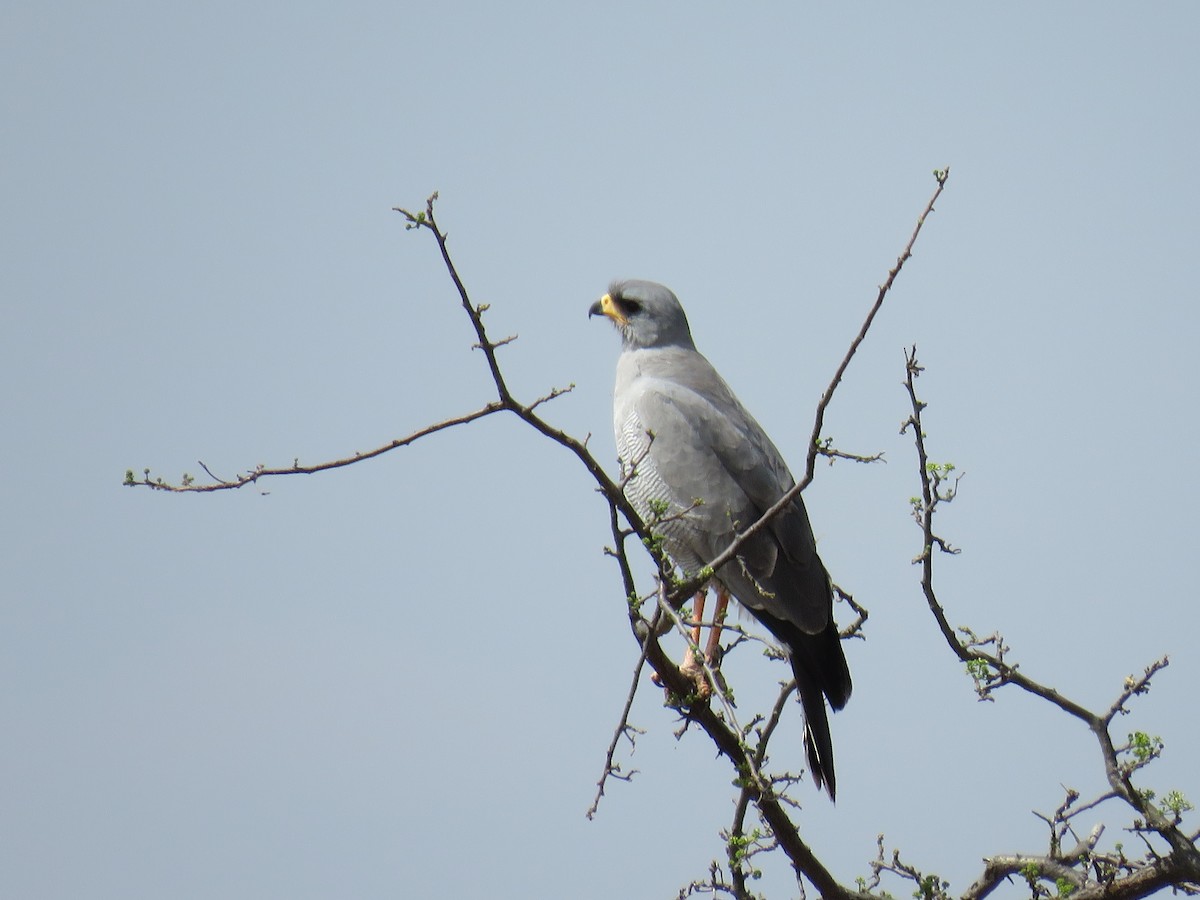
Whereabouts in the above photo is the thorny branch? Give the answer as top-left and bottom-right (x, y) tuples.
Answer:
(127, 169), (1197, 898)
(124, 173), (946, 900)
(892, 346), (1200, 900)
(124, 402), (507, 492)
(666, 167), (949, 608)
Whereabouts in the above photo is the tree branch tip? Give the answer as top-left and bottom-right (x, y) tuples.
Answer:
(133, 178), (1200, 899)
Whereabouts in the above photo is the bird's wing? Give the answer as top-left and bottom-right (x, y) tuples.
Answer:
(628, 357), (829, 632)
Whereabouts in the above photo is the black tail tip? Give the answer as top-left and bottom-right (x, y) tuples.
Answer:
(804, 728), (837, 802)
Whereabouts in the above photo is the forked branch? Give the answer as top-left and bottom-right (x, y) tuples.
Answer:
(899, 348), (1199, 900)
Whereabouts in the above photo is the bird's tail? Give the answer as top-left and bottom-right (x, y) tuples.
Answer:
(785, 620), (852, 802)
(747, 608), (851, 801)
(795, 659), (838, 801)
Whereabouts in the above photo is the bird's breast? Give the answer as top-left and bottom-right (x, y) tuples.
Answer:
(615, 406), (708, 576)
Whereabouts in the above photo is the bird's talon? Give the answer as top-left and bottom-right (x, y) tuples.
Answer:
(679, 653), (714, 700)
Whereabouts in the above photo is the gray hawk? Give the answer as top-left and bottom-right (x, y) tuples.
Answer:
(590, 280), (852, 800)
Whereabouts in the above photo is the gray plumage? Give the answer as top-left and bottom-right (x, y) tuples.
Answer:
(590, 279), (852, 799)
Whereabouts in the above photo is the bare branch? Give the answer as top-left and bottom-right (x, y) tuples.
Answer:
(125, 401), (506, 492)
(903, 351), (1200, 899)
(669, 168), (950, 605)
(585, 648), (649, 819)
(583, 602), (657, 820)
(834, 584), (869, 641)
(815, 437), (886, 466)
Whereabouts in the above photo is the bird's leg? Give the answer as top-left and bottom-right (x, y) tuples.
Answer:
(679, 589), (713, 698)
(689, 590), (707, 651)
(704, 586), (730, 665)
(652, 588), (725, 701)
(651, 585), (708, 688)
(682, 586), (733, 701)
(691, 586), (732, 701)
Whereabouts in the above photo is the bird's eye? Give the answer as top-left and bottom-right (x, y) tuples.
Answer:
(617, 298), (642, 316)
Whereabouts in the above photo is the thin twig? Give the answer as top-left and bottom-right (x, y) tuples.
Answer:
(669, 168), (949, 605)
(904, 350), (1200, 900)
(126, 401), (506, 492)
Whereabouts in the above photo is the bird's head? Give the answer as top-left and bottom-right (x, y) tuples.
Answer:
(588, 280), (696, 351)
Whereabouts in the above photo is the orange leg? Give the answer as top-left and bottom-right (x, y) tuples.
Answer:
(679, 589), (708, 687)
(677, 586), (731, 699)
(704, 586), (731, 663)
(689, 590), (707, 650)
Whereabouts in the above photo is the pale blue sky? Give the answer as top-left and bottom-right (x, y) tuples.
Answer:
(3, 3), (1198, 898)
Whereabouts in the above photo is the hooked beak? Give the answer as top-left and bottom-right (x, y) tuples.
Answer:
(588, 293), (626, 325)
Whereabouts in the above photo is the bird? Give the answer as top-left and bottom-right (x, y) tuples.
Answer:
(589, 279), (852, 800)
